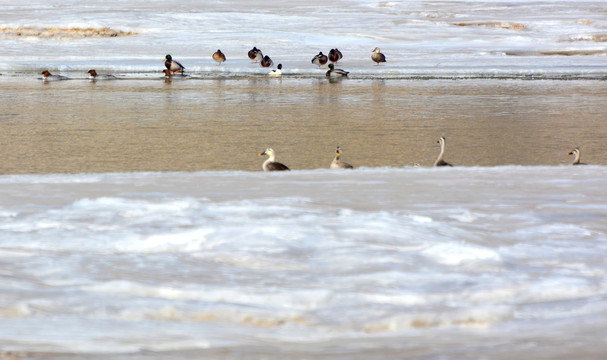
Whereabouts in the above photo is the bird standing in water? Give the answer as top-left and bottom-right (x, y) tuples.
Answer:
(164, 54), (185, 74)
(212, 49), (226, 65)
(371, 47), (386, 66)
(312, 52), (328, 68)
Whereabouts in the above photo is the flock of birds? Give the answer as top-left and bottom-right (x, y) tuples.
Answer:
(162, 46), (386, 78)
(38, 47), (589, 170)
(40, 46), (387, 80)
(258, 138), (588, 171)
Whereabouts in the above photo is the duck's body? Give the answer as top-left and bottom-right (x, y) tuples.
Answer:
(260, 55), (274, 68)
(372, 47), (386, 66)
(312, 52), (328, 68)
(212, 49), (226, 65)
(434, 136), (453, 167)
(269, 64), (283, 76)
(87, 69), (116, 80)
(40, 70), (68, 81)
(248, 47), (263, 63)
(164, 54), (185, 74)
(259, 148), (290, 171)
(330, 146), (354, 169)
(325, 63), (348, 77)
(328, 48), (343, 64)
(569, 148), (586, 165)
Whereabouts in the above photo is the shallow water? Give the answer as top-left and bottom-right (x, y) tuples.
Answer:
(1, 78), (606, 174)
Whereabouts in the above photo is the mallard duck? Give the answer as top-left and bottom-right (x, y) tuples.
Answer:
(212, 49), (226, 65)
(40, 70), (68, 81)
(325, 63), (348, 77)
(434, 136), (453, 167)
(258, 148), (290, 171)
(328, 48), (343, 64)
(269, 64), (283, 76)
(312, 52), (328, 68)
(568, 148), (586, 165)
(87, 69), (116, 80)
(372, 47), (386, 66)
(260, 55), (274, 68)
(164, 54), (185, 74)
(330, 146), (354, 169)
(248, 47), (263, 63)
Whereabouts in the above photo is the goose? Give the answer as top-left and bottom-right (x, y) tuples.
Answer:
(312, 52), (328, 68)
(372, 47), (386, 66)
(260, 55), (274, 68)
(258, 148), (290, 171)
(40, 70), (68, 81)
(568, 148), (586, 165)
(434, 136), (453, 167)
(87, 69), (116, 80)
(164, 54), (185, 74)
(326, 63), (348, 77)
(328, 48), (343, 64)
(212, 49), (226, 65)
(330, 146), (354, 169)
(269, 64), (283, 76)
(248, 47), (263, 63)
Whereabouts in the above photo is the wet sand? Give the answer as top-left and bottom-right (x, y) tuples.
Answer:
(1, 77), (605, 174)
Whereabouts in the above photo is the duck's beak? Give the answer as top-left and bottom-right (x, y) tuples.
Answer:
(163, 57), (167, 62)
(258, 152), (265, 156)
(568, 152), (573, 155)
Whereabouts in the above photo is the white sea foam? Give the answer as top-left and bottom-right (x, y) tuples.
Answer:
(0, 167), (606, 356)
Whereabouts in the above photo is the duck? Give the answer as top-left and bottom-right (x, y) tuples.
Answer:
(40, 70), (68, 81)
(248, 47), (263, 63)
(328, 48), (343, 64)
(258, 148), (290, 171)
(260, 55), (274, 68)
(330, 146), (354, 169)
(212, 49), (226, 66)
(372, 47), (386, 66)
(269, 64), (283, 76)
(164, 54), (185, 74)
(87, 69), (116, 80)
(312, 52), (328, 68)
(434, 136), (453, 167)
(568, 147), (586, 165)
(325, 63), (348, 77)
(162, 69), (173, 78)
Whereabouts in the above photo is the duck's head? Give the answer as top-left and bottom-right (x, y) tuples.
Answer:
(41, 70), (51, 77)
(87, 69), (97, 77)
(277, 64), (282, 69)
(328, 64), (335, 70)
(437, 136), (446, 144)
(259, 148), (274, 157)
(335, 146), (342, 155)
(372, 47), (380, 53)
(569, 148), (580, 156)
(164, 54), (172, 61)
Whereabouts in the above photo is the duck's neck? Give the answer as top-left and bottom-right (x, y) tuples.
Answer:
(435, 142), (445, 164)
(572, 151), (581, 165)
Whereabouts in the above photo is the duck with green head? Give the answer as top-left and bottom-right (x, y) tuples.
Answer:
(164, 54), (185, 74)
(325, 63), (349, 77)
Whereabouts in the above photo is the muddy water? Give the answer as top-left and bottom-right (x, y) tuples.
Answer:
(1, 77), (605, 174)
